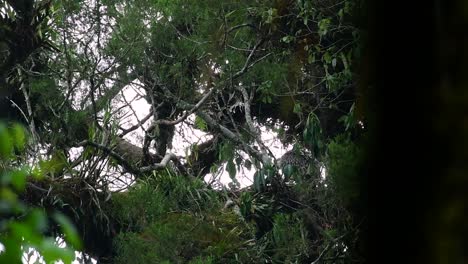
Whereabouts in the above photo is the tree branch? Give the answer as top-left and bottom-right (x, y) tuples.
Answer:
(76, 139), (182, 178)
(150, 88), (214, 127)
(119, 112), (152, 137)
(76, 140), (141, 175)
(195, 110), (271, 165)
(227, 23), (256, 34)
(140, 153), (178, 172)
(232, 38), (266, 79)
(237, 86), (257, 136)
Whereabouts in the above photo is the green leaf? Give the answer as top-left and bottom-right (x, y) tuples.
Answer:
(265, 8), (277, 24)
(40, 238), (74, 264)
(0, 123), (13, 158)
(253, 170), (265, 192)
(39, 151), (68, 176)
(282, 164), (295, 180)
(225, 10), (237, 18)
(31, 166), (44, 180)
(88, 125), (96, 140)
(303, 113), (323, 156)
(26, 209), (48, 233)
(323, 52), (331, 64)
(293, 103), (302, 114)
(10, 168), (27, 192)
(10, 124), (26, 151)
(53, 213), (83, 249)
(303, 127), (311, 144)
(318, 18), (331, 36)
(219, 142), (234, 161)
(308, 53), (315, 64)
(340, 52), (349, 70)
(194, 115), (208, 131)
(281, 36), (293, 43)
(0, 187), (17, 202)
(226, 160), (236, 179)
(0, 238), (22, 263)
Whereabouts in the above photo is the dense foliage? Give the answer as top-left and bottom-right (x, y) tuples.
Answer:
(1, 0), (367, 263)
(0, 123), (81, 263)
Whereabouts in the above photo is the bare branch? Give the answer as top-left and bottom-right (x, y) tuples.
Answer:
(157, 79), (273, 166)
(233, 38), (265, 79)
(236, 85), (276, 161)
(226, 23), (256, 33)
(76, 139), (181, 178)
(152, 88), (214, 126)
(140, 153), (178, 172)
(119, 112), (152, 137)
(237, 86), (256, 135)
(195, 110), (271, 165)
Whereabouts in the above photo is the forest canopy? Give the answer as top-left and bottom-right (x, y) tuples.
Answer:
(0, 0), (368, 263)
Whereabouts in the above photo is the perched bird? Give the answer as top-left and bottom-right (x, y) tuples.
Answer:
(278, 149), (320, 180)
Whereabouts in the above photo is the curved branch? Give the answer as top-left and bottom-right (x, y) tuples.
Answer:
(76, 139), (181, 178)
(148, 88), (215, 128)
(140, 153), (178, 172)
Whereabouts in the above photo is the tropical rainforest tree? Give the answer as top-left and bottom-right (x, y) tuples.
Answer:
(0, 0), (366, 263)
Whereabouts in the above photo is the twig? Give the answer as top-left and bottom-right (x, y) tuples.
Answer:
(119, 112), (152, 137)
(311, 244), (331, 264)
(152, 88), (214, 127)
(233, 38), (265, 79)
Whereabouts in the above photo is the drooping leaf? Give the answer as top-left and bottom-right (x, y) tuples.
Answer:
(53, 213), (83, 249)
(10, 124), (26, 151)
(282, 164), (296, 180)
(253, 170), (265, 192)
(0, 124), (13, 158)
(226, 160), (237, 179)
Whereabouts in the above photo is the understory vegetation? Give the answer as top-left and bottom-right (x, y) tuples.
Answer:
(108, 141), (363, 263)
